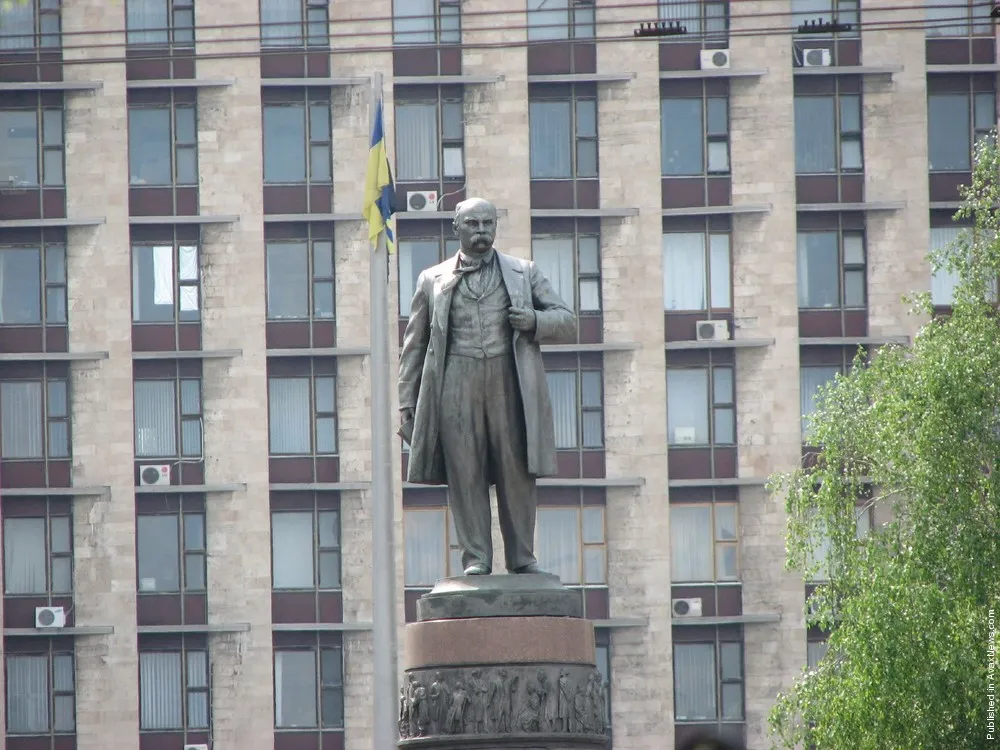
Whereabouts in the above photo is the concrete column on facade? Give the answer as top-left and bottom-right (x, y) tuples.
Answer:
(61, 4), (138, 750)
(194, 2), (274, 749)
(728, 3), (806, 748)
(597, 5), (674, 748)
(862, 2), (931, 342)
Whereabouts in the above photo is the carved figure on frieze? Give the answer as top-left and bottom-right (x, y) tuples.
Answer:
(535, 668), (554, 731)
(445, 679), (470, 734)
(412, 683), (431, 736)
(556, 669), (573, 732)
(588, 672), (608, 734)
(573, 684), (589, 733)
(406, 674), (423, 737)
(428, 671), (451, 735)
(468, 668), (489, 733)
(399, 685), (410, 738)
(487, 668), (513, 732)
(515, 689), (542, 733)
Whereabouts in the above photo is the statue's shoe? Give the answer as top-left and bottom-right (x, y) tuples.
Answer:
(463, 563), (491, 575)
(510, 562), (545, 574)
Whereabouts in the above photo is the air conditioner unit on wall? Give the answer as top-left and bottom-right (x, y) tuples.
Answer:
(802, 48), (832, 67)
(672, 598), (703, 618)
(696, 319), (730, 342)
(700, 48), (731, 70)
(406, 190), (439, 212)
(35, 606), (66, 629)
(139, 464), (171, 486)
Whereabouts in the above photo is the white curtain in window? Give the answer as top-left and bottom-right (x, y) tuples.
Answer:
(659, 0), (701, 32)
(806, 640), (829, 669)
(0, 0), (34, 49)
(533, 238), (575, 309)
(536, 508), (580, 584)
(666, 369), (709, 444)
(140, 652), (182, 730)
(1, 381), (43, 458)
(272, 512), (315, 588)
(275, 651), (318, 728)
(393, 0), (436, 43)
(527, 0), (569, 40)
(4, 518), (47, 594)
(800, 366), (840, 438)
(261, 0), (303, 46)
(673, 644), (716, 721)
(663, 233), (706, 310)
(134, 380), (176, 457)
(670, 505), (713, 581)
(546, 371), (577, 449)
(127, 0), (169, 44)
(51, 654), (74, 732)
(396, 104), (439, 181)
(794, 97), (836, 173)
(930, 226), (962, 305)
(709, 234), (731, 308)
(926, 0), (966, 36)
(404, 510), (446, 586)
(269, 378), (311, 454)
(529, 101), (572, 178)
(6, 655), (49, 733)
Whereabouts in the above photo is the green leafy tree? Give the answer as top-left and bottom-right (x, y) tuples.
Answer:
(768, 137), (1000, 749)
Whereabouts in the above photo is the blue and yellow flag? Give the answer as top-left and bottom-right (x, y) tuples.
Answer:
(363, 97), (398, 254)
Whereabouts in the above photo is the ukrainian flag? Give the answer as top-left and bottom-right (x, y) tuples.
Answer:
(363, 97), (398, 254)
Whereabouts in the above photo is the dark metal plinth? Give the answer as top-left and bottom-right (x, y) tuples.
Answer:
(416, 573), (584, 621)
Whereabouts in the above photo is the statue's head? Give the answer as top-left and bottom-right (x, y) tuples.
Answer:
(453, 197), (497, 255)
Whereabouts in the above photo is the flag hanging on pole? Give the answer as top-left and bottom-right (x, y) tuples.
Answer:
(363, 96), (398, 254)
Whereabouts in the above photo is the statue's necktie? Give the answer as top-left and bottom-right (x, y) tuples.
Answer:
(456, 251), (494, 297)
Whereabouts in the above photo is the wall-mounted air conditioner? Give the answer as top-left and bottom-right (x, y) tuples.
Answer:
(35, 606), (66, 629)
(406, 190), (438, 212)
(696, 319), (730, 342)
(700, 49), (731, 70)
(139, 464), (171, 486)
(802, 48), (832, 67)
(672, 598), (703, 618)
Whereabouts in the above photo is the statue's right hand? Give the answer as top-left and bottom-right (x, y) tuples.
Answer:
(400, 408), (414, 424)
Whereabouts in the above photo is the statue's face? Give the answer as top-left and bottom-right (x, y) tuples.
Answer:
(454, 204), (496, 254)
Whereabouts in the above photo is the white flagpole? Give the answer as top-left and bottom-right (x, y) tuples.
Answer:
(369, 70), (400, 749)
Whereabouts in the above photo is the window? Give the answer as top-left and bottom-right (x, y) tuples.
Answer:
(0, 104), (64, 188)
(267, 368), (337, 455)
(928, 91), (995, 172)
(800, 365), (841, 439)
(535, 506), (606, 586)
(529, 88), (598, 179)
(134, 377), (203, 458)
(797, 231), (866, 309)
(794, 93), (862, 174)
(398, 237), (459, 316)
(261, 0), (329, 47)
(128, 102), (197, 186)
(271, 509), (341, 590)
(262, 96), (331, 184)
(126, 0), (194, 46)
(807, 640), (829, 669)
(136, 510), (205, 592)
(403, 508), (460, 586)
(931, 226), (963, 305)
(266, 238), (335, 320)
(662, 232), (731, 311)
(395, 94), (464, 182)
(392, 0), (460, 44)
(532, 234), (601, 314)
(659, 0), (727, 37)
(667, 367), (735, 446)
(661, 96), (729, 175)
(526, 0), (595, 41)
(0, 375), (69, 459)
(791, 0), (859, 36)
(0, 243), (66, 325)
(274, 644), (344, 729)
(809, 504), (872, 581)
(670, 503), (738, 582)
(926, 0), (991, 36)
(547, 368), (603, 449)
(3, 512), (72, 595)
(132, 243), (201, 323)
(673, 641), (743, 722)
(5, 651), (74, 734)
(0, 0), (59, 50)
(138, 648), (209, 730)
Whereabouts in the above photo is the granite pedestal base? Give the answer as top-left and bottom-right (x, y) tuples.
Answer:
(399, 574), (610, 750)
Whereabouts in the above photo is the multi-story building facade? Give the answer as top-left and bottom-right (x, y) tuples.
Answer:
(0, 0), (991, 748)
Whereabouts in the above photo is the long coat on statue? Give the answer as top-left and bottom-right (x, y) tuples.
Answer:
(398, 249), (576, 485)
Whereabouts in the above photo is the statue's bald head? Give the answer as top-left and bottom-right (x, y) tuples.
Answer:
(454, 197), (497, 223)
(453, 197), (497, 255)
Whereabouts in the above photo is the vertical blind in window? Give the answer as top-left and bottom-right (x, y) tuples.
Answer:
(134, 380), (176, 457)
(529, 101), (572, 178)
(670, 505), (713, 581)
(396, 104), (438, 181)
(794, 97), (837, 173)
(275, 650), (318, 728)
(674, 643), (716, 721)
(404, 510), (446, 586)
(272, 512), (315, 588)
(533, 238), (575, 309)
(261, 0), (302, 46)
(546, 371), (577, 449)
(1, 381), (43, 458)
(140, 652), (183, 729)
(3, 517), (46, 594)
(800, 366), (840, 438)
(268, 378), (311, 454)
(536, 507), (581, 584)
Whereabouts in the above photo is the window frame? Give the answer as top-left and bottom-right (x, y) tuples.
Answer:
(397, 234), (460, 318)
(133, 374), (204, 459)
(669, 501), (739, 583)
(4, 649), (75, 735)
(526, 0), (595, 41)
(2, 506), (73, 597)
(0, 369), (70, 460)
(266, 360), (338, 457)
(666, 365), (735, 447)
(794, 89), (863, 175)
(402, 506), (462, 587)
(0, 0), (61, 51)
(273, 642), (344, 730)
(260, 0), (330, 48)
(790, 0), (860, 38)
(673, 639), (744, 724)
(125, 0), (195, 48)
(137, 645), (210, 731)
(800, 363), (845, 441)
(658, 0), (729, 39)
(928, 88), (996, 173)
(535, 504), (607, 586)
(662, 230), (733, 313)
(270, 507), (342, 591)
(660, 93), (730, 177)
(0, 242), (67, 326)
(531, 232), (602, 315)
(545, 365), (604, 451)
(127, 97), (198, 187)
(262, 92), (332, 185)
(796, 228), (867, 310)
(130, 241), (202, 325)
(391, 0), (461, 45)
(394, 90), (465, 183)
(925, 0), (992, 37)
(136, 507), (206, 594)
(265, 235), (336, 322)
(0, 99), (65, 189)
(529, 84), (599, 180)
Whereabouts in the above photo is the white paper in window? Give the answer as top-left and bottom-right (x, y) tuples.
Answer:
(180, 286), (199, 311)
(178, 245), (198, 281)
(442, 145), (464, 178)
(152, 245), (173, 305)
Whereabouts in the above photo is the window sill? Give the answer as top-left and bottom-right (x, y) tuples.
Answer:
(263, 213), (361, 223)
(796, 201), (905, 212)
(590, 617), (646, 629)
(392, 74), (504, 85)
(659, 68), (768, 80)
(0, 217), (105, 228)
(668, 477), (768, 488)
(126, 78), (235, 89)
(793, 64), (902, 77)
(134, 483), (246, 494)
(129, 214), (239, 225)
(266, 346), (369, 357)
(0, 80), (103, 92)
(0, 350), (108, 362)
(661, 204), (771, 217)
(132, 349), (241, 360)
(136, 623), (250, 634)
(260, 77), (367, 87)
(929, 201), (965, 210)
(541, 342), (640, 353)
(799, 335), (908, 346)
(0, 486), (110, 497)
(269, 481), (370, 491)
(530, 208), (639, 219)
(926, 63), (1000, 74)
(271, 622), (373, 632)
(665, 338), (774, 351)
(527, 72), (635, 84)
(672, 613), (781, 626)
(4, 625), (115, 636)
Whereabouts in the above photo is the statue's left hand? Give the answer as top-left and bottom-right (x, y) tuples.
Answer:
(508, 305), (536, 332)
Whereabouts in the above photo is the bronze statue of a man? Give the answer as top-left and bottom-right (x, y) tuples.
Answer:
(398, 197), (576, 575)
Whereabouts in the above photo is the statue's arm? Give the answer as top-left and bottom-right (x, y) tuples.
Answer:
(399, 273), (431, 411)
(527, 262), (577, 345)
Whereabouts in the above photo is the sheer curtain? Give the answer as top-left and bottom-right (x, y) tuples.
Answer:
(7, 655), (48, 732)
(139, 652), (182, 729)
(673, 644), (716, 721)
(275, 651), (318, 728)
(134, 380), (176, 457)
(659, 0), (700, 32)
(797, 232), (839, 308)
(527, 0), (569, 40)
(272, 512), (315, 588)
(660, 98), (703, 175)
(670, 505), (713, 581)
(709, 234), (731, 308)
(127, 0), (169, 44)
(395, 104), (439, 181)
(533, 238), (575, 309)
(0, 0), (35, 49)
(136, 515), (180, 591)
(794, 97), (836, 173)
(546, 372), (578, 449)
(398, 241), (441, 316)
(266, 242), (309, 319)
(268, 378), (311, 454)
(1, 381), (43, 458)
(393, 0), (436, 44)
(663, 233), (706, 310)
(404, 510), (446, 586)
(536, 508), (580, 583)
(800, 366), (839, 439)
(261, 0), (303, 46)
(0, 248), (41, 324)
(666, 369), (709, 444)
(930, 226), (962, 305)
(3, 518), (46, 593)
(186, 651), (209, 728)
(529, 101), (572, 178)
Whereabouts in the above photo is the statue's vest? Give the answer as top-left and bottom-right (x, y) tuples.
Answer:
(447, 264), (514, 359)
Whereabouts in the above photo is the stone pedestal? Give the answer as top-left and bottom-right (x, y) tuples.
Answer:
(399, 574), (610, 749)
